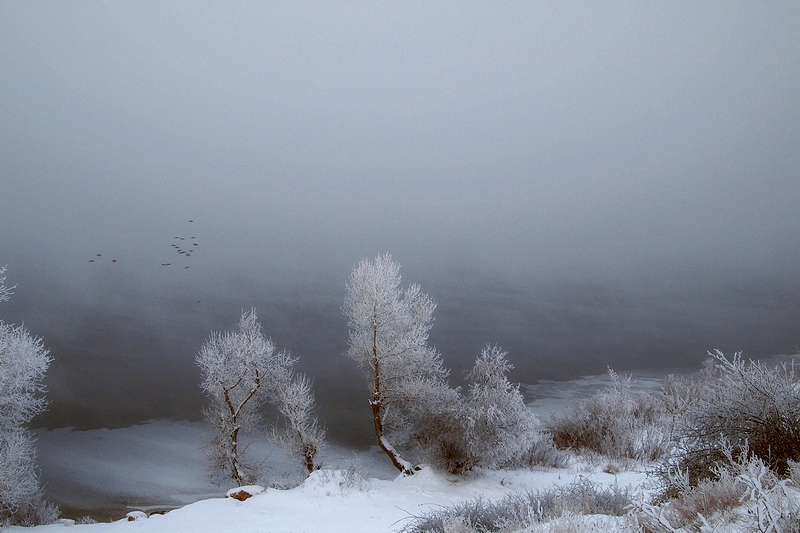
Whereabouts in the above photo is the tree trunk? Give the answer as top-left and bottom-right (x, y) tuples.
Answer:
(370, 395), (414, 475)
(371, 320), (415, 475)
(230, 424), (244, 485)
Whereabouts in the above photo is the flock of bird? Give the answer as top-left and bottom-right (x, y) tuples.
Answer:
(87, 220), (203, 302)
(89, 220), (200, 271)
(162, 234), (199, 268)
(87, 254), (116, 264)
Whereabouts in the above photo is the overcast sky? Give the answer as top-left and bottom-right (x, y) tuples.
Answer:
(1, 2), (800, 430)
(2, 1), (799, 285)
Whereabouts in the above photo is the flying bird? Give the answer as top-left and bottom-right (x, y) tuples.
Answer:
(161, 263), (171, 266)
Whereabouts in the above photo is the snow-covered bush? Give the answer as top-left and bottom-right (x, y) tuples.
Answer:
(404, 383), (468, 473)
(510, 436), (569, 470)
(462, 346), (547, 469)
(415, 346), (564, 474)
(665, 351), (800, 488)
(336, 461), (371, 495)
(660, 359), (720, 429)
(0, 267), (57, 526)
(401, 477), (633, 533)
(790, 459), (800, 488)
(640, 466), (745, 531)
(549, 369), (667, 461)
(637, 447), (800, 533)
(196, 308), (324, 484)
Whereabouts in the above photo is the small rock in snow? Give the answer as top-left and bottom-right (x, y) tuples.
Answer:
(126, 511), (147, 521)
(226, 485), (266, 501)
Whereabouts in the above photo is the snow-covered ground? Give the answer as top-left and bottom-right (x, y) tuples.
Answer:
(14, 463), (647, 533)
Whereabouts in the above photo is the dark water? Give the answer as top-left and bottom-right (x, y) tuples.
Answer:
(1, 266), (797, 448)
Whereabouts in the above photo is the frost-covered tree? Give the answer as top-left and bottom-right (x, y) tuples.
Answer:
(0, 323), (50, 436)
(196, 308), (324, 484)
(197, 309), (277, 484)
(271, 372), (326, 473)
(0, 267), (55, 525)
(343, 254), (450, 475)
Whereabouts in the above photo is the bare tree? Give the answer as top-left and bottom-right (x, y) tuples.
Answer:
(0, 267), (55, 525)
(196, 308), (324, 484)
(342, 254), (449, 475)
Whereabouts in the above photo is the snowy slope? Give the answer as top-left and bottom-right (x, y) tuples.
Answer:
(9, 465), (647, 533)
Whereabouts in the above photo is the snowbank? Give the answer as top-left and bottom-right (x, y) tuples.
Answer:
(9, 465), (647, 533)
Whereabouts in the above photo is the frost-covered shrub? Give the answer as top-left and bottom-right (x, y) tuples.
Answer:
(462, 346), (547, 469)
(789, 459), (800, 488)
(0, 489), (59, 528)
(660, 359), (720, 422)
(0, 430), (38, 520)
(637, 449), (800, 533)
(646, 469), (745, 530)
(415, 346), (559, 474)
(667, 351), (800, 486)
(401, 478), (632, 533)
(337, 460), (371, 495)
(511, 435), (570, 470)
(411, 395), (473, 474)
(549, 369), (667, 461)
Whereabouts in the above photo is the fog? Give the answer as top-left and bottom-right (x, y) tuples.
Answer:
(1, 2), (799, 443)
